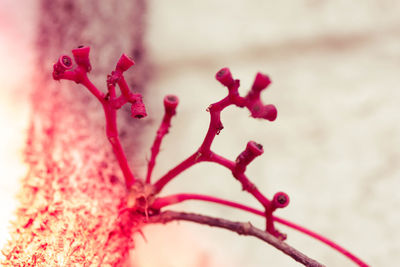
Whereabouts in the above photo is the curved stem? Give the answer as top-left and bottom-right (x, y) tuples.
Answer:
(153, 152), (200, 193)
(207, 152), (270, 207)
(198, 97), (230, 153)
(148, 210), (325, 267)
(152, 193), (369, 267)
(146, 112), (174, 183)
(80, 73), (106, 103)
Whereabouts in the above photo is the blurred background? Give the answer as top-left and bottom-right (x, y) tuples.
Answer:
(1, 0), (400, 266)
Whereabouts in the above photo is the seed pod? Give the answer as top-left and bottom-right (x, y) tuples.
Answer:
(116, 54), (135, 72)
(235, 141), (264, 173)
(251, 72), (271, 92)
(272, 192), (290, 209)
(54, 55), (73, 73)
(262, 104), (277, 121)
(216, 68), (234, 87)
(163, 95), (179, 116)
(72, 46), (91, 72)
(131, 98), (147, 119)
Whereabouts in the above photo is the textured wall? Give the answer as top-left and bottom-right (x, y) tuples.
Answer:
(2, 0), (149, 265)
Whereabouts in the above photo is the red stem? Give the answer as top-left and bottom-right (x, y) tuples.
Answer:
(207, 152), (270, 206)
(57, 67), (137, 187)
(198, 97), (230, 153)
(146, 95), (178, 183)
(153, 152), (200, 192)
(117, 75), (131, 98)
(80, 72), (106, 102)
(152, 72), (279, 235)
(152, 193), (369, 267)
(102, 84), (136, 187)
(146, 113), (172, 183)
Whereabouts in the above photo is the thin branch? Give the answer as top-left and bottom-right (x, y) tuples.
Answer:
(152, 193), (369, 266)
(146, 95), (179, 183)
(147, 210), (325, 267)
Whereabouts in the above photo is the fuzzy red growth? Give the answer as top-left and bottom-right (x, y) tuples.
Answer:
(53, 50), (368, 266)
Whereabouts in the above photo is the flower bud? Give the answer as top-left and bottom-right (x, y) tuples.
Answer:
(72, 46), (91, 72)
(272, 192), (289, 209)
(54, 55), (73, 73)
(251, 72), (271, 92)
(131, 98), (147, 119)
(262, 104), (277, 121)
(234, 141), (264, 173)
(246, 141), (264, 156)
(116, 54), (135, 72)
(216, 68), (234, 87)
(163, 95), (179, 115)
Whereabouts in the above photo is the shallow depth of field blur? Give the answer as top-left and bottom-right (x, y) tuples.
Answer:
(1, 1), (400, 266)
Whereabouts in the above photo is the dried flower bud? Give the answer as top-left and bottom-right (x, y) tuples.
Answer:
(54, 55), (73, 72)
(163, 95), (179, 115)
(116, 54), (135, 72)
(262, 104), (277, 121)
(246, 141), (264, 156)
(272, 192), (290, 209)
(216, 68), (234, 87)
(131, 97), (147, 119)
(252, 72), (271, 92)
(234, 141), (264, 173)
(72, 46), (91, 72)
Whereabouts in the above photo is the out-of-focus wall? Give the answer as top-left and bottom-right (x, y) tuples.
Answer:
(0, 0), (35, 252)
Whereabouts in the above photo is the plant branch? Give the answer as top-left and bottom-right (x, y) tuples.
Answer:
(152, 193), (369, 267)
(146, 95), (179, 183)
(151, 68), (285, 237)
(53, 49), (148, 188)
(148, 210), (325, 267)
(52, 49), (368, 266)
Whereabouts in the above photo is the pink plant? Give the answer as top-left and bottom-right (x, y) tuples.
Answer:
(53, 46), (369, 266)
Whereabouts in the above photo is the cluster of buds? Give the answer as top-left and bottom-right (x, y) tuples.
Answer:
(53, 46), (146, 119)
(52, 46), (288, 238)
(53, 46), (91, 80)
(52, 47), (368, 266)
(215, 68), (277, 121)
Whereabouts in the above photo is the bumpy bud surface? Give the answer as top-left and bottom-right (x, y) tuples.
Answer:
(131, 98), (147, 119)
